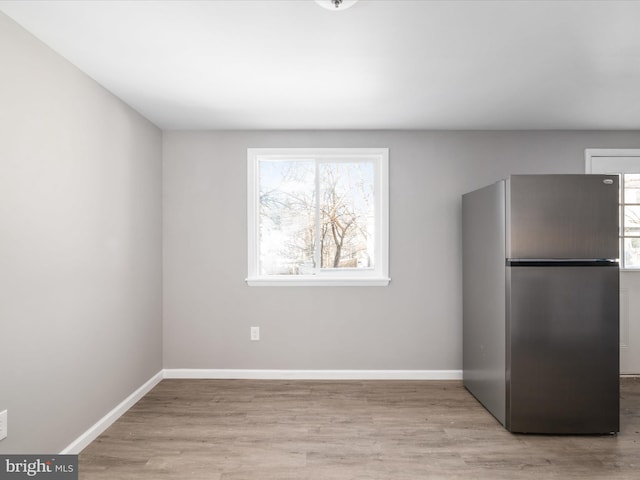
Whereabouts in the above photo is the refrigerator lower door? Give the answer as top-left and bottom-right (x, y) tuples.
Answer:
(507, 265), (619, 434)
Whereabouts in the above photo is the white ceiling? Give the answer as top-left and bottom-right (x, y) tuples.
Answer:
(2, 0), (640, 130)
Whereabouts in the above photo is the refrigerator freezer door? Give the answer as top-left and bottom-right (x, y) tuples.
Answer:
(506, 175), (619, 260)
(506, 265), (620, 434)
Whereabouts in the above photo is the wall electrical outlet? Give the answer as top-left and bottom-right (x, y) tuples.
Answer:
(0, 409), (7, 441)
(250, 326), (260, 341)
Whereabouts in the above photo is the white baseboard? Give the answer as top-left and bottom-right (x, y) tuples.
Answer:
(163, 369), (463, 380)
(60, 370), (163, 454)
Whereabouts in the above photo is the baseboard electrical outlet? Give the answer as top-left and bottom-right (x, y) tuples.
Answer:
(251, 326), (260, 341)
(0, 409), (7, 440)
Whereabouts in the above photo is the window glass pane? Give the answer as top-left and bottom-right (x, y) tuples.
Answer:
(624, 173), (640, 203)
(258, 160), (315, 275)
(624, 205), (640, 236)
(624, 237), (640, 268)
(319, 162), (375, 269)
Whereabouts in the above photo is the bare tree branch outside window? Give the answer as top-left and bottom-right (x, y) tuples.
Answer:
(258, 159), (374, 275)
(623, 173), (640, 268)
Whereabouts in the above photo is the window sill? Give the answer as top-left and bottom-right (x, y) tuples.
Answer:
(245, 277), (391, 287)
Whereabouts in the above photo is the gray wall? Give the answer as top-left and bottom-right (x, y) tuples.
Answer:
(0, 13), (163, 453)
(163, 130), (639, 370)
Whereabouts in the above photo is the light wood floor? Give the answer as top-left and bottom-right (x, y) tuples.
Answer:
(79, 378), (640, 479)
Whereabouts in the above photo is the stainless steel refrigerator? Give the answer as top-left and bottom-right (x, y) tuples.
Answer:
(462, 174), (619, 434)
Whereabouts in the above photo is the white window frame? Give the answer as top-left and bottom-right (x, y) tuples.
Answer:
(586, 148), (640, 270)
(247, 148), (390, 286)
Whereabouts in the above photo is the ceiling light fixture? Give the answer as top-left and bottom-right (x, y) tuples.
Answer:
(314, 0), (359, 11)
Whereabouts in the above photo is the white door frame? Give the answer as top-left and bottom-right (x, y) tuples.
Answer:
(586, 148), (640, 374)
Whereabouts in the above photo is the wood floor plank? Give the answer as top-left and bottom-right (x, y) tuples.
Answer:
(79, 378), (640, 479)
